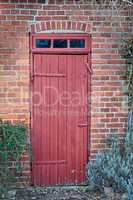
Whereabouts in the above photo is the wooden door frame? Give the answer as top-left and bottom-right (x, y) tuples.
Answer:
(30, 33), (91, 185)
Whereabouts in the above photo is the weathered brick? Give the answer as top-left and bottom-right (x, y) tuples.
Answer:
(0, 0), (132, 186)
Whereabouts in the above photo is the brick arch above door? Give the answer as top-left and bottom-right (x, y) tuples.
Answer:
(30, 21), (91, 33)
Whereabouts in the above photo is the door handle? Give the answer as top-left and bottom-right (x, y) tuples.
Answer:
(78, 123), (88, 128)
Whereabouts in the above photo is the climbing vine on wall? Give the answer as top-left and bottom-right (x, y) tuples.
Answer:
(121, 39), (133, 108)
(0, 121), (28, 199)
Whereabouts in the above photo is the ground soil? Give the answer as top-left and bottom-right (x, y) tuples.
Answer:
(15, 186), (121, 200)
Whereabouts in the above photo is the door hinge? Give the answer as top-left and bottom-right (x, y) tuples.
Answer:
(31, 75), (34, 82)
(86, 63), (93, 74)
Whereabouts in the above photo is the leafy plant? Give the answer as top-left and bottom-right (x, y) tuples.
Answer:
(121, 39), (133, 107)
(0, 120), (28, 199)
(88, 100), (133, 193)
(88, 136), (122, 190)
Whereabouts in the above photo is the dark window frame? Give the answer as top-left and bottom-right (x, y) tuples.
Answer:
(32, 33), (90, 54)
(70, 39), (85, 48)
(53, 39), (68, 48)
(36, 39), (51, 48)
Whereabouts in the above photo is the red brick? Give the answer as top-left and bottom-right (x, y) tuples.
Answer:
(0, 0), (131, 186)
(0, 4), (15, 9)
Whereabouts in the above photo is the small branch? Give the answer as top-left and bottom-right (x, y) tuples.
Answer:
(127, 64), (133, 90)
(122, 0), (133, 6)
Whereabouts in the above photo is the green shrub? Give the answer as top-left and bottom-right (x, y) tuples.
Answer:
(0, 120), (28, 199)
(88, 136), (123, 191)
(88, 112), (133, 195)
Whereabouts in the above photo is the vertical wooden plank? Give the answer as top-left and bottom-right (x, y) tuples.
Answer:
(67, 54), (76, 184)
(58, 55), (67, 184)
(76, 55), (82, 183)
(76, 55), (83, 183)
(41, 54), (49, 185)
(49, 55), (58, 185)
(72, 55), (77, 184)
(33, 54), (42, 185)
(66, 54), (71, 183)
(76, 54), (88, 183)
(75, 55), (79, 184)
(83, 54), (89, 182)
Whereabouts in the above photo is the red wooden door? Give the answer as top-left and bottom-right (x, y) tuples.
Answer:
(32, 54), (89, 186)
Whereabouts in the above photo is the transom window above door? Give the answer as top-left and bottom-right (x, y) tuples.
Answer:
(36, 39), (85, 48)
(31, 33), (90, 54)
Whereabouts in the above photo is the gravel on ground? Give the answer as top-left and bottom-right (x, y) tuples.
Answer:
(15, 186), (122, 200)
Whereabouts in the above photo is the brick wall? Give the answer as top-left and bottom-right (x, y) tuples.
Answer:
(0, 0), (132, 185)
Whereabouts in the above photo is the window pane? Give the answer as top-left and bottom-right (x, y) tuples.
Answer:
(53, 39), (67, 48)
(70, 39), (85, 48)
(36, 39), (51, 48)
(38, 0), (45, 3)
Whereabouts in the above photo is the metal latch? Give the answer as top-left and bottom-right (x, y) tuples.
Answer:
(86, 62), (93, 74)
(78, 123), (88, 128)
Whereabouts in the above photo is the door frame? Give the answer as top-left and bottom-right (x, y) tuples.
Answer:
(30, 33), (91, 185)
